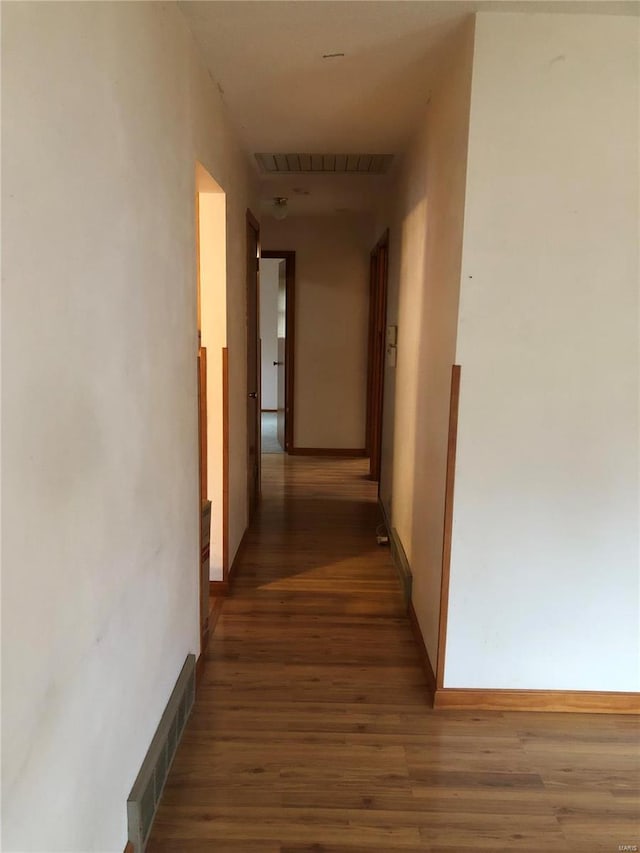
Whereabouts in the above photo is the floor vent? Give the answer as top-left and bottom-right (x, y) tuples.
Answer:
(255, 153), (394, 174)
(127, 654), (196, 852)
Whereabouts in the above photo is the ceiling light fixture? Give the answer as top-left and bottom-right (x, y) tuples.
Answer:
(272, 197), (288, 220)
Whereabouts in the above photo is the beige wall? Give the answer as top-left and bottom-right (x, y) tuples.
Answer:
(447, 12), (640, 691)
(1, 3), (255, 850)
(375, 20), (475, 666)
(262, 215), (371, 450)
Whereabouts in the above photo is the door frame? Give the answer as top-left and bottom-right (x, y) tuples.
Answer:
(261, 250), (296, 452)
(246, 210), (261, 521)
(366, 229), (389, 482)
(196, 344), (209, 654)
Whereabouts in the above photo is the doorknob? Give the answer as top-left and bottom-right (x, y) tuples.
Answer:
(248, 392), (257, 399)
(273, 361), (283, 366)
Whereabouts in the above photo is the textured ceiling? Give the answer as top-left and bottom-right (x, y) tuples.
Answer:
(181, 1), (471, 154)
(180, 0), (638, 215)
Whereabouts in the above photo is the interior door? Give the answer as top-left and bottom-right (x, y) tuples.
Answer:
(276, 259), (286, 450)
(246, 212), (260, 520)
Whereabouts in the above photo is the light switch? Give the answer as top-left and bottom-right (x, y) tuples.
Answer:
(386, 325), (397, 346)
(386, 344), (397, 368)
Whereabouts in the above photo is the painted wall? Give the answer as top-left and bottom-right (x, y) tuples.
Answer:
(1, 3), (255, 851)
(198, 177), (226, 581)
(375, 20), (475, 666)
(446, 12), (639, 690)
(259, 258), (281, 410)
(262, 215), (371, 450)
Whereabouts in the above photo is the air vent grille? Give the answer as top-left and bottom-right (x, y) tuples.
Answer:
(255, 153), (393, 174)
(127, 654), (196, 851)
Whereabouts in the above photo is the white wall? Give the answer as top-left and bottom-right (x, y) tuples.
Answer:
(262, 215), (371, 450)
(259, 258), (280, 410)
(1, 3), (255, 850)
(446, 12), (640, 691)
(375, 20), (475, 666)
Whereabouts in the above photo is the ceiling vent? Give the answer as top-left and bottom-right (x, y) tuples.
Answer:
(255, 153), (393, 175)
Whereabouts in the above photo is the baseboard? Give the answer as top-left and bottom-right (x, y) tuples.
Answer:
(196, 602), (224, 693)
(434, 688), (640, 714)
(228, 527), (249, 582)
(208, 597), (224, 637)
(195, 650), (206, 692)
(200, 626), (210, 657)
(407, 602), (437, 698)
(289, 447), (367, 457)
(124, 842), (134, 853)
(378, 499), (412, 608)
(211, 527), (250, 596)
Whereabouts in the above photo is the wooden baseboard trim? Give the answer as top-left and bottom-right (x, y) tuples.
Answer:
(209, 528), (250, 597)
(124, 841), (135, 853)
(434, 688), (640, 714)
(195, 650), (206, 692)
(407, 601), (436, 699)
(200, 626), (210, 655)
(378, 499), (412, 608)
(229, 527), (249, 584)
(208, 596), (224, 637)
(289, 447), (367, 457)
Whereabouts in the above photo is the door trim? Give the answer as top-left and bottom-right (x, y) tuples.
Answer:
(366, 229), (389, 482)
(197, 346), (209, 654)
(246, 210), (261, 520)
(262, 250), (296, 452)
(436, 364), (461, 690)
(222, 346), (229, 579)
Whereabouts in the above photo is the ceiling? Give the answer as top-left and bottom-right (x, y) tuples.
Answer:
(180, 0), (638, 216)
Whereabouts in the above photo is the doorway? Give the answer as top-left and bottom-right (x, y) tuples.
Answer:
(196, 162), (228, 646)
(366, 230), (389, 482)
(259, 257), (284, 454)
(260, 250), (296, 454)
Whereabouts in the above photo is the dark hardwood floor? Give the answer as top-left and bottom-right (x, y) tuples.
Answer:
(147, 455), (639, 852)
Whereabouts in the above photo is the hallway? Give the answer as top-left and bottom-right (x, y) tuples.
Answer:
(148, 456), (638, 853)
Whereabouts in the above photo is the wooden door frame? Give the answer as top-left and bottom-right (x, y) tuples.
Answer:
(366, 229), (389, 482)
(246, 210), (261, 520)
(365, 250), (378, 458)
(222, 347), (229, 580)
(196, 193), (206, 655)
(196, 346), (209, 655)
(261, 250), (296, 452)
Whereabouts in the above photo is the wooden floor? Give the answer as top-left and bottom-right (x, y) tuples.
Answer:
(148, 455), (639, 852)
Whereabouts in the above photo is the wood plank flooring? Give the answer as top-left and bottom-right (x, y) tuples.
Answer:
(148, 455), (640, 852)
